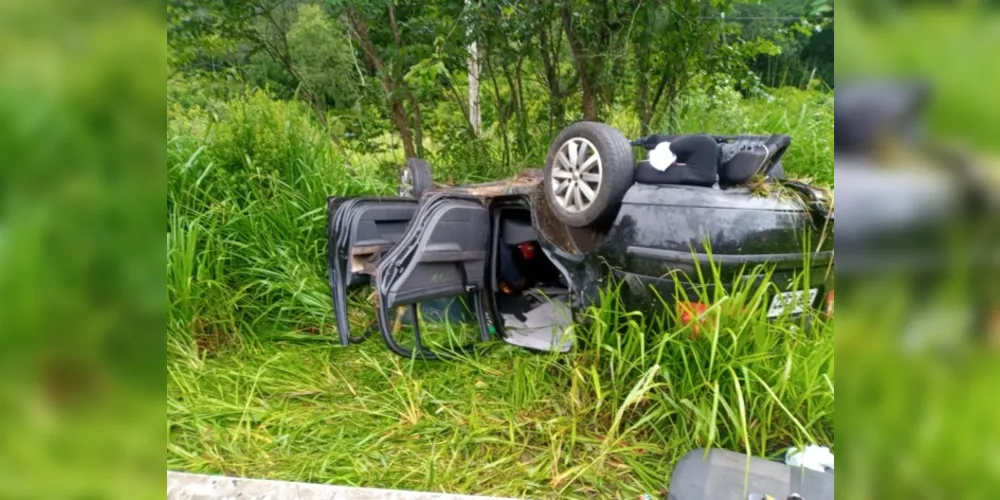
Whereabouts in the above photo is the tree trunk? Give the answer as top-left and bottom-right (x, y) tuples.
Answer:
(408, 95), (424, 157)
(562, 5), (599, 120)
(605, 36), (625, 110)
(515, 55), (526, 121)
(501, 59), (526, 154)
(391, 101), (417, 158)
(538, 22), (564, 133)
(514, 55), (528, 153)
(665, 79), (678, 132)
(485, 52), (510, 167)
(442, 66), (477, 137)
(346, 5), (416, 158)
(468, 40), (481, 135)
(635, 34), (652, 130)
(597, 1), (615, 111)
(648, 69), (672, 132)
(580, 82), (598, 121)
(388, 2), (423, 157)
(466, 0), (481, 136)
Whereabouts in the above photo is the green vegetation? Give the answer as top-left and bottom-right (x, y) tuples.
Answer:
(168, 0), (833, 497)
(166, 89), (833, 498)
(168, 295), (831, 498)
(837, 5), (1000, 154)
(835, 5), (1000, 497)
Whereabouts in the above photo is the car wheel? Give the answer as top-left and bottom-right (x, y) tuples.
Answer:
(398, 158), (433, 198)
(543, 122), (635, 227)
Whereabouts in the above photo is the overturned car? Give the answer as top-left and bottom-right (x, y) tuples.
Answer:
(327, 122), (834, 359)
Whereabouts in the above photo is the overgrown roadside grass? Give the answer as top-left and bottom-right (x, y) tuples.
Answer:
(168, 293), (833, 499)
(167, 88), (834, 498)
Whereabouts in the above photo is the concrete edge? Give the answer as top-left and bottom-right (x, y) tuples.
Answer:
(167, 471), (521, 500)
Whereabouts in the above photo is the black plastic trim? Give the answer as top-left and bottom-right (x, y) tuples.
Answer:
(626, 246), (834, 270)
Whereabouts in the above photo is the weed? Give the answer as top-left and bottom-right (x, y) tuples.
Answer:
(167, 88), (834, 498)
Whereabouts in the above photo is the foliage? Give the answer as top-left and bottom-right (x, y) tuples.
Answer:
(168, 90), (393, 342)
(731, 0), (834, 88)
(287, 4), (361, 109)
(166, 1), (835, 496)
(168, 0), (833, 160)
(168, 288), (832, 498)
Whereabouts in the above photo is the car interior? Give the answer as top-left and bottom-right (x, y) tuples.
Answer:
(490, 207), (574, 352)
(632, 133), (791, 188)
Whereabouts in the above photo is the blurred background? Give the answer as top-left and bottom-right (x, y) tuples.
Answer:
(835, 1), (1000, 498)
(0, 0), (164, 498)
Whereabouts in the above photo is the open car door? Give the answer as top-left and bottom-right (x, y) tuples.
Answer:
(327, 196), (418, 345)
(374, 193), (492, 358)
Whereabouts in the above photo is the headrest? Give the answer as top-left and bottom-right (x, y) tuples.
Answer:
(719, 149), (767, 186)
(717, 135), (791, 185)
(502, 218), (537, 245)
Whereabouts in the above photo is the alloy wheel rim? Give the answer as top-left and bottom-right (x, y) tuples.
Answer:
(551, 137), (602, 213)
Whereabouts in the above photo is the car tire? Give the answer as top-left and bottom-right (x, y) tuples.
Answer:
(398, 157), (433, 198)
(543, 122), (635, 227)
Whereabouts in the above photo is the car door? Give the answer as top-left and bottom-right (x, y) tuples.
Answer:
(373, 193), (492, 358)
(327, 197), (418, 345)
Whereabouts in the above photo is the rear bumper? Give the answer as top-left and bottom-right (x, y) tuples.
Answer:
(612, 270), (832, 326)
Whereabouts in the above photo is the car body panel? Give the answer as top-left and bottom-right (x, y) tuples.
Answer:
(604, 183), (832, 275)
(326, 197), (419, 344)
(371, 192), (492, 358)
(379, 198), (489, 308)
(328, 171), (833, 356)
(541, 182), (833, 321)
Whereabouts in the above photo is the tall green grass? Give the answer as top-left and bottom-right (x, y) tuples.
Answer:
(168, 267), (832, 498)
(167, 87), (833, 498)
(168, 91), (392, 349)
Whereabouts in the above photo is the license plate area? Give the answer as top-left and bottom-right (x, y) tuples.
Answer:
(767, 289), (819, 318)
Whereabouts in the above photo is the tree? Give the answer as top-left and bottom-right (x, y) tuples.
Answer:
(731, 0), (834, 88)
(288, 4), (360, 110)
(169, 0), (834, 162)
(524, 0), (574, 132)
(560, 0), (611, 120)
(466, 0), (482, 136)
(343, 2), (422, 158)
(169, 0), (344, 129)
(633, 1), (728, 131)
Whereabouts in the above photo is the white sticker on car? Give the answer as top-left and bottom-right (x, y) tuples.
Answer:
(647, 142), (676, 171)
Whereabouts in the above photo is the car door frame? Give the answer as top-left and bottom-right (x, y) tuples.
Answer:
(373, 192), (494, 359)
(327, 196), (419, 345)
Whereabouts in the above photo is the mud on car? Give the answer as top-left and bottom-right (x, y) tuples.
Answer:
(327, 122), (834, 359)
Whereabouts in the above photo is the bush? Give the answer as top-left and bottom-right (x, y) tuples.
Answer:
(168, 90), (394, 347)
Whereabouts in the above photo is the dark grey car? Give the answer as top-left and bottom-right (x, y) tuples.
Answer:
(328, 123), (834, 359)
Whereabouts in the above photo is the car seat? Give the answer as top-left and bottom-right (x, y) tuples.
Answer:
(633, 134), (720, 187)
(633, 133), (792, 188)
(717, 134), (790, 187)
